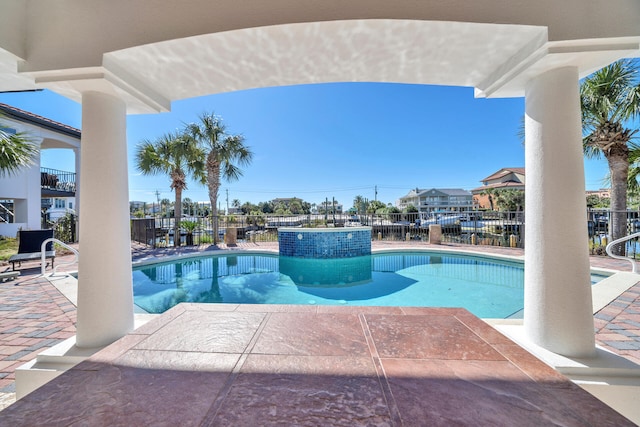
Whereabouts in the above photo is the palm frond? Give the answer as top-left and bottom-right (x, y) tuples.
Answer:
(0, 125), (38, 177)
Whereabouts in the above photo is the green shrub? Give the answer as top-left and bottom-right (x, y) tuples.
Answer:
(198, 234), (213, 244)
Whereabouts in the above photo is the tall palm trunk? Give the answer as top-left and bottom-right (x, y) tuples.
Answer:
(170, 168), (186, 247)
(207, 154), (221, 243)
(607, 149), (629, 255)
(174, 186), (183, 247)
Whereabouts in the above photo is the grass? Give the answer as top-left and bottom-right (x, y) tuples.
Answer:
(0, 237), (18, 262)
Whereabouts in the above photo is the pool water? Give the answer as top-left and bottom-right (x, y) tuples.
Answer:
(132, 251), (608, 318)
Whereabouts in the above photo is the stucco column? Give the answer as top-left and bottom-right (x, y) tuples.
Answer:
(524, 67), (595, 357)
(27, 137), (43, 229)
(76, 91), (134, 348)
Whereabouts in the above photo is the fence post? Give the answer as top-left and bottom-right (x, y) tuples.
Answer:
(428, 224), (442, 244)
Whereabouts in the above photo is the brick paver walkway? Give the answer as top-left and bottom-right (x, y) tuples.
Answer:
(0, 241), (638, 411)
(595, 283), (640, 365)
(0, 269), (76, 407)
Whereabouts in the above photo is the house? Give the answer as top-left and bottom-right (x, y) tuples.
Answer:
(43, 196), (76, 221)
(0, 104), (80, 237)
(586, 188), (611, 199)
(471, 167), (525, 209)
(397, 188), (473, 215)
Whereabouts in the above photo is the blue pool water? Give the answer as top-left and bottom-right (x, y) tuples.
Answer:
(132, 251), (608, 318)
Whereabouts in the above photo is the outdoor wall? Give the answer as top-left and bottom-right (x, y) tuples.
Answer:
(279, 256), (373, 286)
(278, 227), (372, 258)
(0, 159), (41, 237)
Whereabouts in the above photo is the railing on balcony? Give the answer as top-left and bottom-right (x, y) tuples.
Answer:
(0, 201), (14, 223)
(41, 167), (76, 194)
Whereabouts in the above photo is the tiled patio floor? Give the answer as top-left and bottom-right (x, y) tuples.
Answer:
(0, 270), (76, 397)
(0, 241), (638, 421)
(0, 304), (634, 426)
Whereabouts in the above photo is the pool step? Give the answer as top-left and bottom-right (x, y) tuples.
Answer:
(15, 336), (100, 400)
(15, 315), (156, 400)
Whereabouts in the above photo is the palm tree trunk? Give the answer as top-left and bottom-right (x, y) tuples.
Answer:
(608, 152), (629, 255)
(207, 156), (221, 244)
(174, 187), (182, 247)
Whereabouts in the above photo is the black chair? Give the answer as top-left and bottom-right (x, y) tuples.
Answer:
(9, 229), (56, 271)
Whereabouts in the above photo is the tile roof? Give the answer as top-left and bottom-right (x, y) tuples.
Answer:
(400, 188), (472, 198)
(0, 103), (80, 139)
(480, 167), (525, 182)
(471, 181), (525, 193)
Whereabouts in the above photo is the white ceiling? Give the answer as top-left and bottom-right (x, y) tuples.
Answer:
(102, 20), (547, 108)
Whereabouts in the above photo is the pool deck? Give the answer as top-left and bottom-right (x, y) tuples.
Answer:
(0, 241), (638, 424)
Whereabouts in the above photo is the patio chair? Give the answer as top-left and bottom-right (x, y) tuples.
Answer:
(9, 229), (56, 271)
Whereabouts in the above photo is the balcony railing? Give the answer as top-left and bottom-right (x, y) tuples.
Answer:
(41, 167), (76, 194)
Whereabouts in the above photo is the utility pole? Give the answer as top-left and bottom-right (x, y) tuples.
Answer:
(226, 189), (229, 215)
(332, 196), (336, 225)
(375, 185), (378, 202)
(325, 197), (328, 224)
(155, 190), (161, 217)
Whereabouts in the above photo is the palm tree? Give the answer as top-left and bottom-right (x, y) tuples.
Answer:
(185, 112), (253, 241)
(0, 116), (38, 177)
(135, 131), (205, 245)
(353, 195), (367, 215)
(494, 189), (524, 212)
(183, 197), (193, 216)
(479, 188), (497, 210)
(160, 198), (171, 218)
(582, 59), (640, 251)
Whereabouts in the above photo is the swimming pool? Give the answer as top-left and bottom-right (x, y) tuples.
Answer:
(132, 251), (608, 318)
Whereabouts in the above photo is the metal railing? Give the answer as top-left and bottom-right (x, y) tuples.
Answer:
(0, 202), (13, 223)
(130, 208), (640, 256)
(131, 211), (526, 249)
(586, 209), (640, 258)
(605, 232), (640, 273)
(41, 238), (79, 276)
(40, 167), (76, 193)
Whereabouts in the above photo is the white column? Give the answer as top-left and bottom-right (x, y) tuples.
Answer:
(524, 67), (595, 357)
(76, 91), (134, 348)
(27, 138), (43, 229)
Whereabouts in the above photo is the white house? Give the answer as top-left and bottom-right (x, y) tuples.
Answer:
(397, 188), (473, 214)
(43, 196), (76, 221)
(0, 103), (80, 237)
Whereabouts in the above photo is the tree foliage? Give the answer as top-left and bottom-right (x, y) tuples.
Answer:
(581, 59), (640, 248)
(185, 112), (253, 240)
(0, 116), (38, 177)
(135, 131), (205, 243)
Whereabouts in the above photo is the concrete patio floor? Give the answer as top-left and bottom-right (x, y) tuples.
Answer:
(0, 241), (638, 424)
(0, 303), (635, 426)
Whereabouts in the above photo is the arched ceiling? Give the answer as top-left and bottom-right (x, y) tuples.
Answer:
(0, 1), (638, 114)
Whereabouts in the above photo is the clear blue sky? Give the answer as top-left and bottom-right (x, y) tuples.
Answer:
(0, 83), (610, 209)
